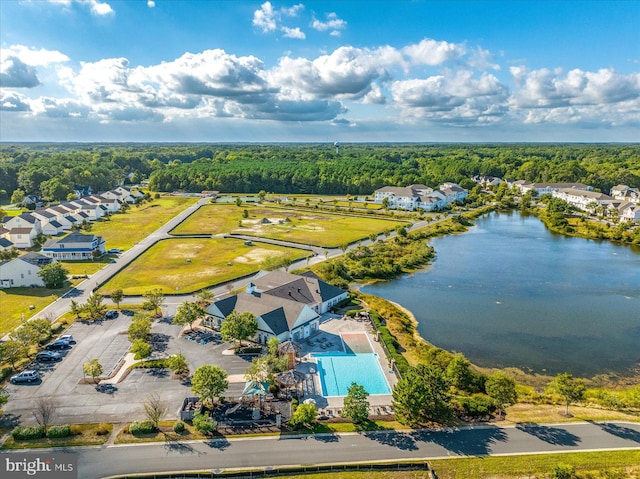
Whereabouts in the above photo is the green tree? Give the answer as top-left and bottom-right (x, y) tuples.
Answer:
(258, 190), (267, 201)
(547, 373), (586, 416)
(131, 339), (152, 359)
(368, 233), (378, 243)
(195, 289), (214, 304)
(110, 289), (124, 308)
(10, 319), (52, 349)
(392, 364), (453, 426)
(142, 288), (165, 316)
(40, 178), (73, 202)
(220, 311), (258, 348)
(173, 301), (206, 331)
(85, 293), (107, 320)
(445, 354), (475, 392)
(191, 365), (228, 405)
(37, 263), (69, 289)
(0, 340), (28, 368)
(10, 189), (25, 205)
(235, 197), (242, 207)
(167, 352), (189, 375)
(289, 403), (317, 429)
(192, 412), (217, 434)
(485, 372), (518, 418)
(128, 314), (152, 342)
(70, 300), (82, 319)
(381, 196), (390, 210)
(341, 382), (370, 424)
(83, 358), (103, 383)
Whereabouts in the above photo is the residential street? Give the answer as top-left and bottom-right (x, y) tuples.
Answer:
(36, 421), (640, 478)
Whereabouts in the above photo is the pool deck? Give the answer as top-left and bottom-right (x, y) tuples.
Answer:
(296, 315), (397, 409)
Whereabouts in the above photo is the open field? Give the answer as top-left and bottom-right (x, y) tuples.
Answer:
(173, 204), (404, 247)
(502, 403), (640, 425)
(60, 256), (117, 276)
(89, 196), (198, 251)
(100, 237), (308, 295)
(0, 285), (72, 335)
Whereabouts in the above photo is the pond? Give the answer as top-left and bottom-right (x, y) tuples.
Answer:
(362, 211), (640, 377)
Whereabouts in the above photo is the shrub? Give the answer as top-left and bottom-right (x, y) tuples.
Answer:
(12, 425), (45, 440)
(457, 394), (496, 418)
(0, 367), (13, 382)
(95, 423), (111, 436)
(192, 412), (216, 435)
(46, 424), (71, 439)
(131, 339), (152, 360)
(173, 421), (186, 433)
(128, 420), (155, 435)
(550, 464), (576, 479)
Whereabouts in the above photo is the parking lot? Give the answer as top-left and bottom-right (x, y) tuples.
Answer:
(2, 308), (252, 427)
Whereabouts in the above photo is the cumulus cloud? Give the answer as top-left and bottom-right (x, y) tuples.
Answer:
(270, 46), (401, 101)
(282, 26), (305, 39)
(147, 0), (155, 7)
(1, 45), (70, 67)
(32, 97), (91, 118)
(0, 57), (41, 88)
(403, 39), (465, 66)
(253, 1), (277, 32)
(509, 66), (640, 126)
(46, 0), (114, 15)
(311, 12), (347, 35)
(391, 70), (508, 125)
(0, 91), (32, 111)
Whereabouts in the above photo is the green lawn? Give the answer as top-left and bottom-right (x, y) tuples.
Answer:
(0, 286), (72, 335)
(2, 423), (112, 449)
(173, 205), (404, 247)
(89, 196), (198, 251)
(100, 237), (308, 295)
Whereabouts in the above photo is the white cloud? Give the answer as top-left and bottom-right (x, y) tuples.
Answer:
(253, 1), (277, 32)
(282, 4), (304, 16)
(0, 57), (41, 88)
(147, 0), (155, 8)
(1, 45), (70, 67)
(403, 38), (465, 66)
(311, 12), (346, 35)
(44, 0), (114, 15)
(281, 27), (306, 40)
(0, 91), (32, 111)
(391, 70), (509, 125)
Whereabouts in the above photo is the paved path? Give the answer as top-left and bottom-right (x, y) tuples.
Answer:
(5, 421), (638, 479)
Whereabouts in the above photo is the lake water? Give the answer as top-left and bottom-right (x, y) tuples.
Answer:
(362, 212), (640, 377)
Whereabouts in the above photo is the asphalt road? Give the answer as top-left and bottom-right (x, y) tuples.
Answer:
(61, 421), (640, 478)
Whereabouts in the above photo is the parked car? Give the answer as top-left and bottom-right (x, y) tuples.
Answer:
(105, 310), (119, 319)
(95, 383), (117, 393)
(10, 370), (40, 384)
(107, 248), (121, 254)
(58, 334), (76, 344)
(36, 351), (62, 362)
(45, 340), (71, 351)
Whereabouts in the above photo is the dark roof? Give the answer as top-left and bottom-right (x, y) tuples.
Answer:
(20, 252), (53, 267)
(0, 238), (14, 248)
(254, 270), (346, 305)
(34, 209), (55, 219)
(213, 296), (238, 318)
(260, 307), (289, 336)
(48, 221), (63, 228)
(43, 233), (99, 249)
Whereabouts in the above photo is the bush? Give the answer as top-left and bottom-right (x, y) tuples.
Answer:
(12, 425), (45, 440)
(457, 394), (496, 418)
(95, 423), (111, 436)
(0, 367), (13, 382)
(131, 339), (152, 360)
(551, 464), (576, 479)
(128, 420), (155, 435)
(192, 412), (216, 434)
(173, 421), (185, 433)
(46, 424), (71, 439)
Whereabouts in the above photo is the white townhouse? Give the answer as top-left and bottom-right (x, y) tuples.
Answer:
(0, 252), (54, 288)
(610, 185), (640, 202)
(41, 232), (106, 261)
(7, 228), (37, 249)
(2, 212), (42, 235)
(473, 175), (503, 187)
(515, 181), (593, 196)
(31, 210), (65, 236)
(68, 200), (105, 220)
(87, 195), (122, 213)
(374, 182), (467, 211)
(205, 271), (347, 344)
(618, 202), (640, 223)
(552, 188), (616, 211)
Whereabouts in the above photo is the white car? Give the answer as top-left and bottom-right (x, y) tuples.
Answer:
(59, 334), (76, 344)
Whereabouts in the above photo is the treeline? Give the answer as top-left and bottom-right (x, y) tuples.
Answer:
(1, 143), (639, 201)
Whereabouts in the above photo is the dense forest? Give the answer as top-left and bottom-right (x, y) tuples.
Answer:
(1, 143), (638, 201)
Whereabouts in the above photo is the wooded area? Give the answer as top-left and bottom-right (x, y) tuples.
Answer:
(1, 143), (638, 201)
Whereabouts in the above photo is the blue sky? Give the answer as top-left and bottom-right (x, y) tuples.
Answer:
(1, 0), (639, 142)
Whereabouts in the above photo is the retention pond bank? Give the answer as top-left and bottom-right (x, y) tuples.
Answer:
(363, 211), (640, 377)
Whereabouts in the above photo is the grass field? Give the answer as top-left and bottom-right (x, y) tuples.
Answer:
(89, 196), (198, 250)
(172, 205), (403, 247)
(0, 286), (72, 335)
(2, 423), (112, 449)
(100, 237), (308, 295)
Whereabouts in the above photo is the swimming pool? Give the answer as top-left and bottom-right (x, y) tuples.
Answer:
(313, 352), (392, 396)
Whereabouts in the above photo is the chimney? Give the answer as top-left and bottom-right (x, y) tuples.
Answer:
(246, 283), (255, 294)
